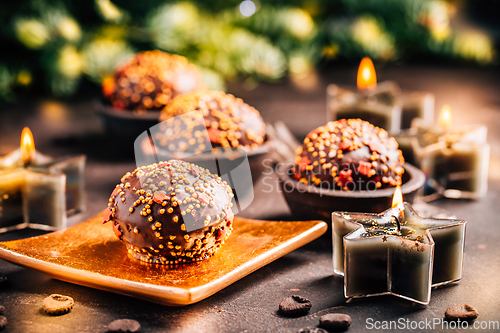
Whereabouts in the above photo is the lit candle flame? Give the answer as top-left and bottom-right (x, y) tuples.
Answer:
(357, 57), (377, 90)
(392, 185), (403, 208)
(438, 105), (453, 129)
(20, 127), (36, 166)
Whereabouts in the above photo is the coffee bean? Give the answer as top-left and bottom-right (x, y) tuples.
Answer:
(43, 294), (74, 316)
(107, 319), (141, 332)
(319, 313), (351, 332)
(0, 306), (4, 315)
(278, 295), (312, 317)
(297, 327), (329, 333)
(445, 304), (479, 321)
(0, 316), (7, 331)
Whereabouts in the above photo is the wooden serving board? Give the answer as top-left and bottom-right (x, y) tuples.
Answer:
(0, 211), (327, 306)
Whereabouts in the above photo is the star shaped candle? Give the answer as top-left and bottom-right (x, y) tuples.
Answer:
(332, 186), (466, 305)
(0, 128), (85, 233)
(410, 105), (489, 199)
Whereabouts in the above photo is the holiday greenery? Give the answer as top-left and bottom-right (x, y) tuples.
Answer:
(0, 0), (496, 102)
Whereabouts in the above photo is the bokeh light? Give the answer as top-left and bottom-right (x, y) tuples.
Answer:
(240, 1), (256, 17)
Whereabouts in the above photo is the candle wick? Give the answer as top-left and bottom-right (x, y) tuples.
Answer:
(21, 153), (33, 168)
(392, 215), (401, 233)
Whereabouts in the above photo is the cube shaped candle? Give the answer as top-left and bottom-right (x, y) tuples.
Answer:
(332, 187), (466, 305)
(0, 128), (86, 233)
(327, 58), (434, 134)
(412, 106), (489, 199)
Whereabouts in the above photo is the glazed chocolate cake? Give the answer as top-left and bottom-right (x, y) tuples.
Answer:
(102, 50), (205, 112)
(103, 160), (234, 265)
(158, 90), (266, 150)
(292, 119), (405, 190)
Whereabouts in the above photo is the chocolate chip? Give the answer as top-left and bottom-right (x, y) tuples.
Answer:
(43, 294), (74, 316)
(0, 306), (4, 315)
(278, 295), (312, 317)
(297, 327), (329, 333)
(0, 316), (7, 331)
(319, 313), (352, 332)
(0, 275), (6, 285)
(107, 319), (141, 332)
(445, 304), (479, 321)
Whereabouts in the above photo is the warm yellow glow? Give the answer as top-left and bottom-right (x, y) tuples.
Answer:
(392, 185), (403, 208)
(357, 57), (377, 89)
(20, 127), (36, 165)
(438, 105), (453, 129)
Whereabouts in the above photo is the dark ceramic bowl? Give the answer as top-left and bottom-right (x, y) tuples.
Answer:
(95, 101), (160, 146)
(137, 139), (275, 202)
(96, 100), (274, 199)
(277, 163), (425, 221)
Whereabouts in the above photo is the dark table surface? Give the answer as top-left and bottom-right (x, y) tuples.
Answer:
(1, 63), (500, 333)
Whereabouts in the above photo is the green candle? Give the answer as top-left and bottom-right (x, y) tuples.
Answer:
(399, 92), (434, 130)
(0, 128), (85, 233)
(419, 141), (489, 199)
(0, 172), (25, 229)
(327, 58), (434, 134)
(332, 201), (466, 305)
(411, 106), (489, 199)
(327, 81), (402, 133)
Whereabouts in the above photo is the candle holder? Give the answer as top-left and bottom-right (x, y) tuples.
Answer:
(0, 129), (86, 233)
(332, 202), (466, 305)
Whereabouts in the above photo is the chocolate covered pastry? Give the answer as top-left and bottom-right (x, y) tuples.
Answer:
(158, 90), (266, 150)
(292, 119), (404, 190)
(102, 50), (205, 112)
(103, 160), (234, 265)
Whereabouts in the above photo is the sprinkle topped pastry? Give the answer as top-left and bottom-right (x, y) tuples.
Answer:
(103, 160), (234, 265)
(158, 90), (266, 149)
(102, 50), (205, 112)
(292, 119), (405, 190)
